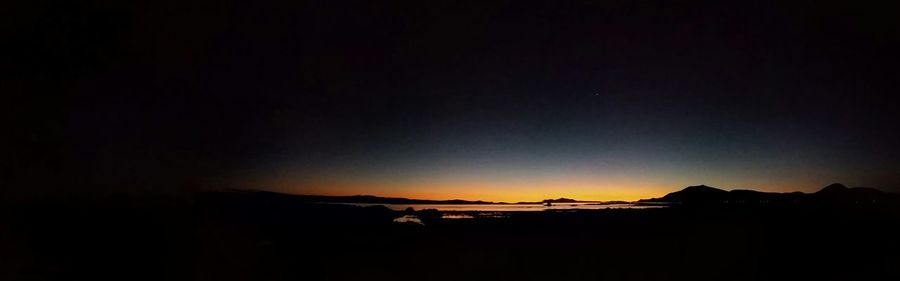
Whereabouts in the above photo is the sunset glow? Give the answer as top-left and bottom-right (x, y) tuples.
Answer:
(239, 168), (839, 202)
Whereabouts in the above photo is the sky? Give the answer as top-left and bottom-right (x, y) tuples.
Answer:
(8, 0), (900, 202)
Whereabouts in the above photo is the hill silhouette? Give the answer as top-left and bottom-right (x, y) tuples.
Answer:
(639, 183), (898, 206)
(251, 192), (499, 205)
(228, 191), (606, 205)
(230, 184), (898, 208)
(816, 183), (850, 195)
(512, 198), (598, 204)
(648, 185), (729, 204)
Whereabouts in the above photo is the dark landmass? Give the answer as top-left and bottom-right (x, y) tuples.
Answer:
(272, 191), (498, 205)
(4, 184), (900, 281)
(638, 183), (900, 207)
(265, 191), (601, 205)
(586, 200), (632, 205)
(231, 183), (900, 208)
(515, 198), (603, 204)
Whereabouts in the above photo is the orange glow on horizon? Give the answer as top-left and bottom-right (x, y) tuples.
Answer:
(249, 176), (677, 202)
(234, 167), (829, 202)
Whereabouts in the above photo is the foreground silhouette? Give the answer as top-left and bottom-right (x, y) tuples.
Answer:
(4, 184), (899, 281)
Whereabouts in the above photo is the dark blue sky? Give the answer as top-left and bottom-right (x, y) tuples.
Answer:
(8, 0), (900, 200)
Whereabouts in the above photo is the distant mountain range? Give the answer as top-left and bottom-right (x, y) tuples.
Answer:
(517, 198), (600, 204)
(282, 194), (497, 205)
(217, 191), (606, 205)
(217, 183), (896, 207)
(637, 183), (897, 206)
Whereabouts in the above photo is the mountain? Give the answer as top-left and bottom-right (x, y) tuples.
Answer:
(814, 183), (886, 203)
(277, 194), (601, 205)
(639, 183), (897, 206)
(212, 184), (896, 208)
(274, 193), (497, 205)
(651, 185), (729, 203)
(209, 191), (609, 205)
(543, 198), (578, 203)
(514, 198), (602, 204)
(816, 183), (850, 195)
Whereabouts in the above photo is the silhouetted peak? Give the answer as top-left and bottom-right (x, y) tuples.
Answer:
(639, 183), (896, 206)
(542, 198), (578, 203)
(640, 185), (730, 203)
(816, 183), (849, 194)
(681, 185), (728, 193)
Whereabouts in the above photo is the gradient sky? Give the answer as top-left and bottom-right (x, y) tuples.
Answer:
(10, 0), (900, 202)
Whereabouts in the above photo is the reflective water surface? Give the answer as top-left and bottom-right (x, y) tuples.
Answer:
(392, 215), (423, 225)
(350, 202), (665, 211)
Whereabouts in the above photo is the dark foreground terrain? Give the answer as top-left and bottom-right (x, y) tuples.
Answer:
(4, 190), (900, 281)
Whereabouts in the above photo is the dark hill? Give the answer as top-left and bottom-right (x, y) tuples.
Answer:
(216, 190), (499, 205)
(815, 183), (849, 195)
(640, 183), (898, 207)
(815, 184), (887, 203)
(515, 198), (599, 204)
(650, 185), (729, 204)
(543, 198), (578, 203)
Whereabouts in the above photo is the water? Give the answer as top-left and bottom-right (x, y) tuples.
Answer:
(379, 203), (666, 225)
(392, 215), (423, 225)
(349, 202), (665, 211)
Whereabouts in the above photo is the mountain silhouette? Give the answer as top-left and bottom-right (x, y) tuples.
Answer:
(816, 183), (849, 195)
(218, 190), (610, 205)
(814, 183), (886, 204)
(236, 192), (499, 205)
(542, 198), (578, 203)
(642, 185), (729, 204)
(639, 183), (897, 206)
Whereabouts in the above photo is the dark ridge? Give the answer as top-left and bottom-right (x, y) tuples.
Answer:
(815, 186), (887, 203)
(215, 190), (607, 205)
(642, 185), (729, 204)
(542, 198), (578, 203)
(816, 183), (849, 195)
(514, 198), (601, 204)
(214, 189), (500, 205)
(639, 183), (899, 207)
(682, 185), (728, 193)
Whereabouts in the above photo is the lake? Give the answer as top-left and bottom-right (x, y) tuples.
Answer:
(347, 202), (666, 211)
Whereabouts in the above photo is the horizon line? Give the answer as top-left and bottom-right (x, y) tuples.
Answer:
(237, 182), (865, 203)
